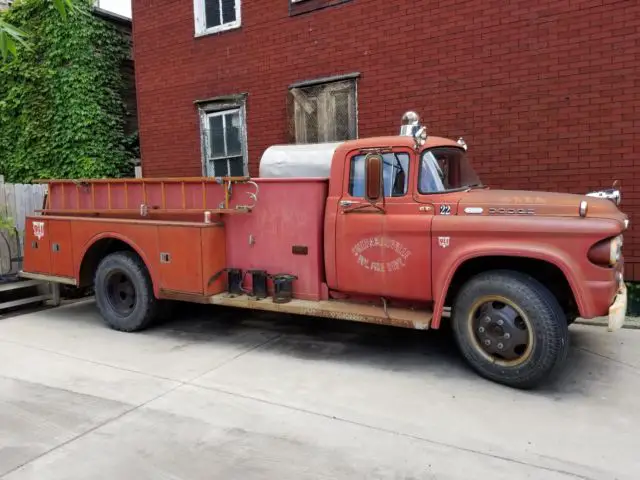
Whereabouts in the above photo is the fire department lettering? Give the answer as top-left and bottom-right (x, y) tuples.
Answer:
(352, 236), (412, 272)
(32, 221), (45, 240)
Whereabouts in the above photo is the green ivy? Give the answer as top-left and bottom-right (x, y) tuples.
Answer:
(0, 0), (133, 183)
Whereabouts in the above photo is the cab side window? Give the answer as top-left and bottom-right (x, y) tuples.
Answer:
(348, 152), (410, 197)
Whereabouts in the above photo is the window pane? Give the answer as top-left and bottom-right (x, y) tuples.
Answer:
(292, 89), (319, 144)
(211, 158), (229, 177)
(305, 106), (319, 143)
(382, 153), (409, 197)
(349, 155), (365, 197)
(225, 112), (242, 157)
(332, 91), (351, 141)
(349, 153), (409, 198)
(205, 0), (221, 28)
(228, 156), (244, 176)
(208, 115), (225, 158)
(221, 0), (236, 24)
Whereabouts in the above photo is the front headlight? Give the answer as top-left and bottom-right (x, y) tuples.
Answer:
(588, 235), (623, 266)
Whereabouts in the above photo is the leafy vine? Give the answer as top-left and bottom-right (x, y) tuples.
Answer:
(0, 0), (133, 184)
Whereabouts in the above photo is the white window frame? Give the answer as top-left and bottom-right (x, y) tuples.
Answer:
(194, 0), (241, 37)
(198, 98), (248, 177)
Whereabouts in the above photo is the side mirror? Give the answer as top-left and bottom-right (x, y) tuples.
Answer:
(364, 153), (383, 202)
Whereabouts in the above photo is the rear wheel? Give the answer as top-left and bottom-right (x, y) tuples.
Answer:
(94, 251), (158, 332)
(452, 270), (569, 389)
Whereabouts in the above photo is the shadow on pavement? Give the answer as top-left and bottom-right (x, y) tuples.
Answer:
(143, 301), (618, 395)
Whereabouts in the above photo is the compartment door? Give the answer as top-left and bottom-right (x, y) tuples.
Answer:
(157, 226), (204, 295)
(23, 218), (52, 275)
(49, 220), (75, 277)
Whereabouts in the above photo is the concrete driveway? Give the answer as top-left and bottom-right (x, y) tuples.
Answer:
(0, 301), (638, 480)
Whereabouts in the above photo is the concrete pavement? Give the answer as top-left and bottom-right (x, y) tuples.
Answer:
(0, 300), (638, 479)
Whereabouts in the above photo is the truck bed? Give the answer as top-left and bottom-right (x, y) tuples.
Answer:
(26, 177), (329, 301)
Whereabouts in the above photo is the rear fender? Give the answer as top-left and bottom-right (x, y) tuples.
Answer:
(77, 233), (159, 296)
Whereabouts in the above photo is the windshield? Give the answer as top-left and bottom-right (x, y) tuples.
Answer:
(419, 147), (482, 193)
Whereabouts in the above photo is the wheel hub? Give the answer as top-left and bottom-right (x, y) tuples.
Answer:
(106, 271), (137, 315)
(473, 301), (529, 361)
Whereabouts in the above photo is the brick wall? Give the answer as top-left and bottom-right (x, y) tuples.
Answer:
(133, 0), (640, 279)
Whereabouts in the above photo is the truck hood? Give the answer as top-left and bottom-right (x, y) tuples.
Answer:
(458, 189), (627, 223)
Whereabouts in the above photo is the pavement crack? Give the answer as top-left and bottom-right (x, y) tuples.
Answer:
(575, 346), (640, 372)
(0, 335), (281, 479)
(187, 383), (594, 480)
(0, 337), (179, 383)
(0, 380), (186, 479)
(186, 333), (282, 383)
(0, 333), (282, 478)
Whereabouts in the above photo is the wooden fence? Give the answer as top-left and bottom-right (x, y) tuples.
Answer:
(0, 176), (47, 275)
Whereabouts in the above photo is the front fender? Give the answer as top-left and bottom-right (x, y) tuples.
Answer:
(431, 243), (586, 329)
(429, 214), (623, 328)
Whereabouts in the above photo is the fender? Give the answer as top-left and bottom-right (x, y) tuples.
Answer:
(77, 232), (159, 296)
(431, 244), (586, 329)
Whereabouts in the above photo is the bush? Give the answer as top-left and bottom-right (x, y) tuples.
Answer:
(0, 0), (133, 182)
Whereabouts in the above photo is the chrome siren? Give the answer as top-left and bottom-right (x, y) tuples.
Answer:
(400, 111), (427, 149)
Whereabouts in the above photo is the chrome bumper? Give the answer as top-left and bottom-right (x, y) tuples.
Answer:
(608, 284), (627, 332)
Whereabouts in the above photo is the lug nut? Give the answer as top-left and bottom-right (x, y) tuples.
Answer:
(497, 319), (504, 326)
(497, 343), (504, 350)
(484, 339), (491, 346)
(484, 316), (491, 323)
(504, 333), (511, 339)
(478, 327), (485, 333)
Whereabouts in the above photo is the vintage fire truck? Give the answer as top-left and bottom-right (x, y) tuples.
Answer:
(20, 112), (628, 389)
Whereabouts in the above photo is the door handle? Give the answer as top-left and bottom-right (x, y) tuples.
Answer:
(339, 200), (355, 208)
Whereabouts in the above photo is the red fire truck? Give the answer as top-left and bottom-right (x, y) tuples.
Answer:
(20, 112), (628, 388)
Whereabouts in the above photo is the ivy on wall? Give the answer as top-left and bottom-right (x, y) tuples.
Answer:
(0, 0), (133, 183)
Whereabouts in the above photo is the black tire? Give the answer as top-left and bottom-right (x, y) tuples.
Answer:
(451, 270), (569, 389)
(94, 251), (158, 332)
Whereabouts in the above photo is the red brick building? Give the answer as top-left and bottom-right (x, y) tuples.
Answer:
(132, 0), (640, 279)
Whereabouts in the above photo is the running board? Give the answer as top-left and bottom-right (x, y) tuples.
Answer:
(208, 294), (432, 330)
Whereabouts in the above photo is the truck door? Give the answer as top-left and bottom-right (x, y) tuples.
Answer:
(334, 148), (433, 301)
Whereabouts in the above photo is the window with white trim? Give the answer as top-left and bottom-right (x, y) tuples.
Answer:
(199, 99), (248, 177)
(194, 0), (241, 36)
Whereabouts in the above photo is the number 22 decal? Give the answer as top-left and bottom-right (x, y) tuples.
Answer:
(439, 204), (451, 215)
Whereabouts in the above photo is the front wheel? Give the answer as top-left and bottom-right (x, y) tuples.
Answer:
(94, 251), (158, 332)
(452, 270), (569, 389)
